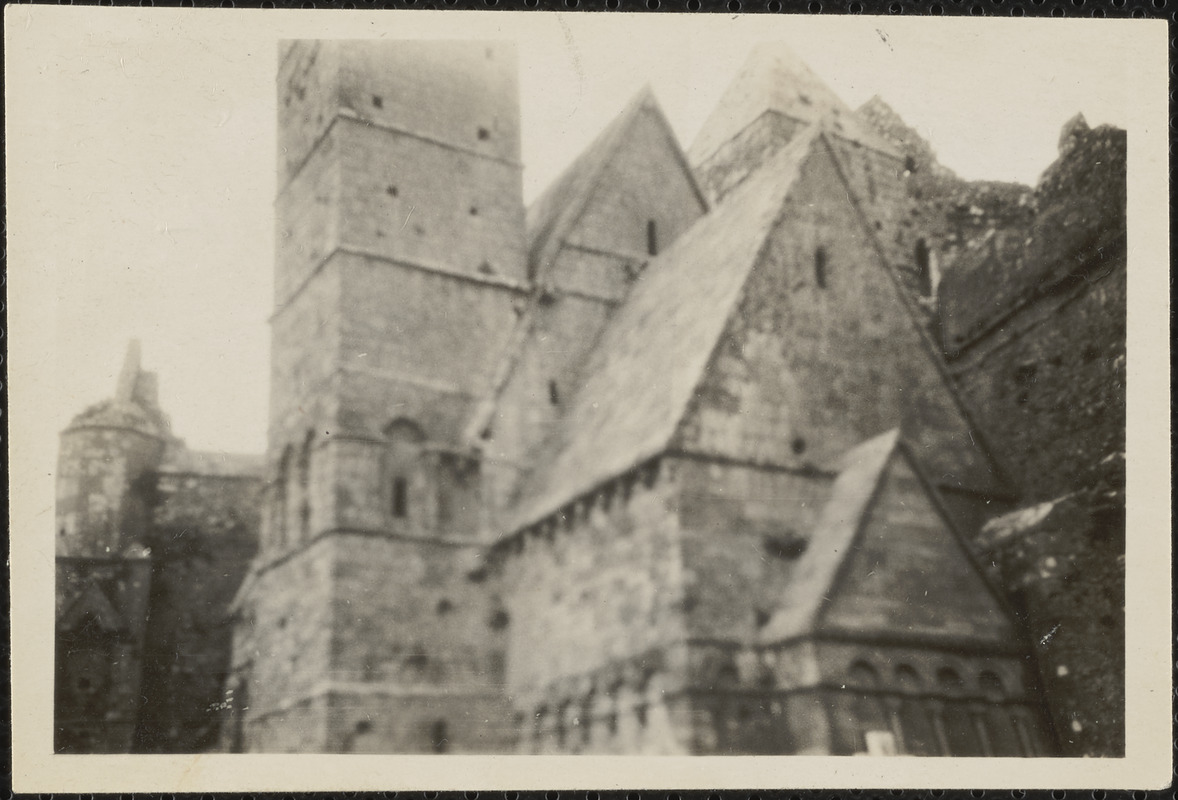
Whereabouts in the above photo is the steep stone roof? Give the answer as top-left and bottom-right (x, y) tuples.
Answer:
(688, 42), (896, 167)
(468, 88), (706, 444)
(760, 429), (1016, 647)
(505, 129), (821, 531)
(525, 87), (706, 282)
(759, 429), (899, 644)
(65, 340), (172, 438)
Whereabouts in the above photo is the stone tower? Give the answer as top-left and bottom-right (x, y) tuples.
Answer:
(228, 41), (524, 753)
(56, 340), (170, 558)
(54, 341), (166, 752)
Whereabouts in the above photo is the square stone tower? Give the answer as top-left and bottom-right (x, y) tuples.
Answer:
(229, 41), (525, 753)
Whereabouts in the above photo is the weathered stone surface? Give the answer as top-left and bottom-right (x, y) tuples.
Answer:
(57, 41), (1126, 758)
(54, 351), (262, 754)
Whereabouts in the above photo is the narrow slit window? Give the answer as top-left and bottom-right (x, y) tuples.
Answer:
(548, 380), (560, 406)
(815, 246), (828, 289)
(392, 476), (409, 518)
(647, 220), (659, 256)
(915, 239), (932, 296)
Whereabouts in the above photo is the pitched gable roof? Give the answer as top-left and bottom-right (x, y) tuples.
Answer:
(688, 42), (897, 168)
(525, 87), (707, 283)
(760, 430), (900, 644)
(505, 128), (821, 532)
(761, 429), (1017, 647)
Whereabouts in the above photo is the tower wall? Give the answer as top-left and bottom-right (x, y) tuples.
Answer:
(240, 39), (528, 753)
(56, 425), (167, 557)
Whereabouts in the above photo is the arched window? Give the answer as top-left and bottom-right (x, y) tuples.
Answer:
(936, 666), (965, 696)
(646, 219), (659, 256)
(894, 663), (923, 692)
(978, 670), (1005, 702)
(814, 246), (828, 289)
(848, 659), (881, 690)
(915, 239), (932, 296)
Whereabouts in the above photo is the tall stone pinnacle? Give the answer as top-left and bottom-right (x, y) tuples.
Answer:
(114, 339), (142, 404)
(687, 42), (855, 167)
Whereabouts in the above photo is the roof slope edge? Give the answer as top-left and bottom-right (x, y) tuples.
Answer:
(503, 129), (822, 533)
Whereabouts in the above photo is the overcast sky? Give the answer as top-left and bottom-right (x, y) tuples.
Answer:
(7, 10), (1144, 456)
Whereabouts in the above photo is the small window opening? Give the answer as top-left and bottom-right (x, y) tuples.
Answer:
(915, 239), (932, 296)
(814, 247), (828, 289)
(386, 185), (399, 197)
(478, 260), (495, 275)
(791, 436), (807, 455)
(354, 720), (372, 735)
(646, 219), (659, 256)
(548, 380), (560, 406)
(436, 598), (454, 615)
(489, 608), (510, 630)
(754, 608), (771, 628)
(469, 206), (479, 216)
(904, 155), (917, 173)
(372, 95), (383, 109)
(392, 476), (409, 518)
(477, 127), (490, 141)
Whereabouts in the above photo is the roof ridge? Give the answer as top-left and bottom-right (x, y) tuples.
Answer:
(816, 130), (1018, 498)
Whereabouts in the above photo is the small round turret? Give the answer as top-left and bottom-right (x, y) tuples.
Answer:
(56, 341), (172, 557)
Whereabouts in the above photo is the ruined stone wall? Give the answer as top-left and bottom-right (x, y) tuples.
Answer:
(976, 496), (1124, 757)
(940, 124), (1127, 500)
(496, 459), (689, 746)
(56, 424), (167, 557)
(132, 471), (262, 752)
(947, 260), (1125, 501)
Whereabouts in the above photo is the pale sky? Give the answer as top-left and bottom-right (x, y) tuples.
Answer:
(7, 10), (1143, 456)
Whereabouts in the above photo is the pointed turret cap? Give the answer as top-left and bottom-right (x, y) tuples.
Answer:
(688, 42), (896, 166)
(688, 43), (853, 164)
(114, 339), (142, 403)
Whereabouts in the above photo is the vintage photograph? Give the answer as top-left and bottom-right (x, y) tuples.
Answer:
(7, 7), (1170, 791)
